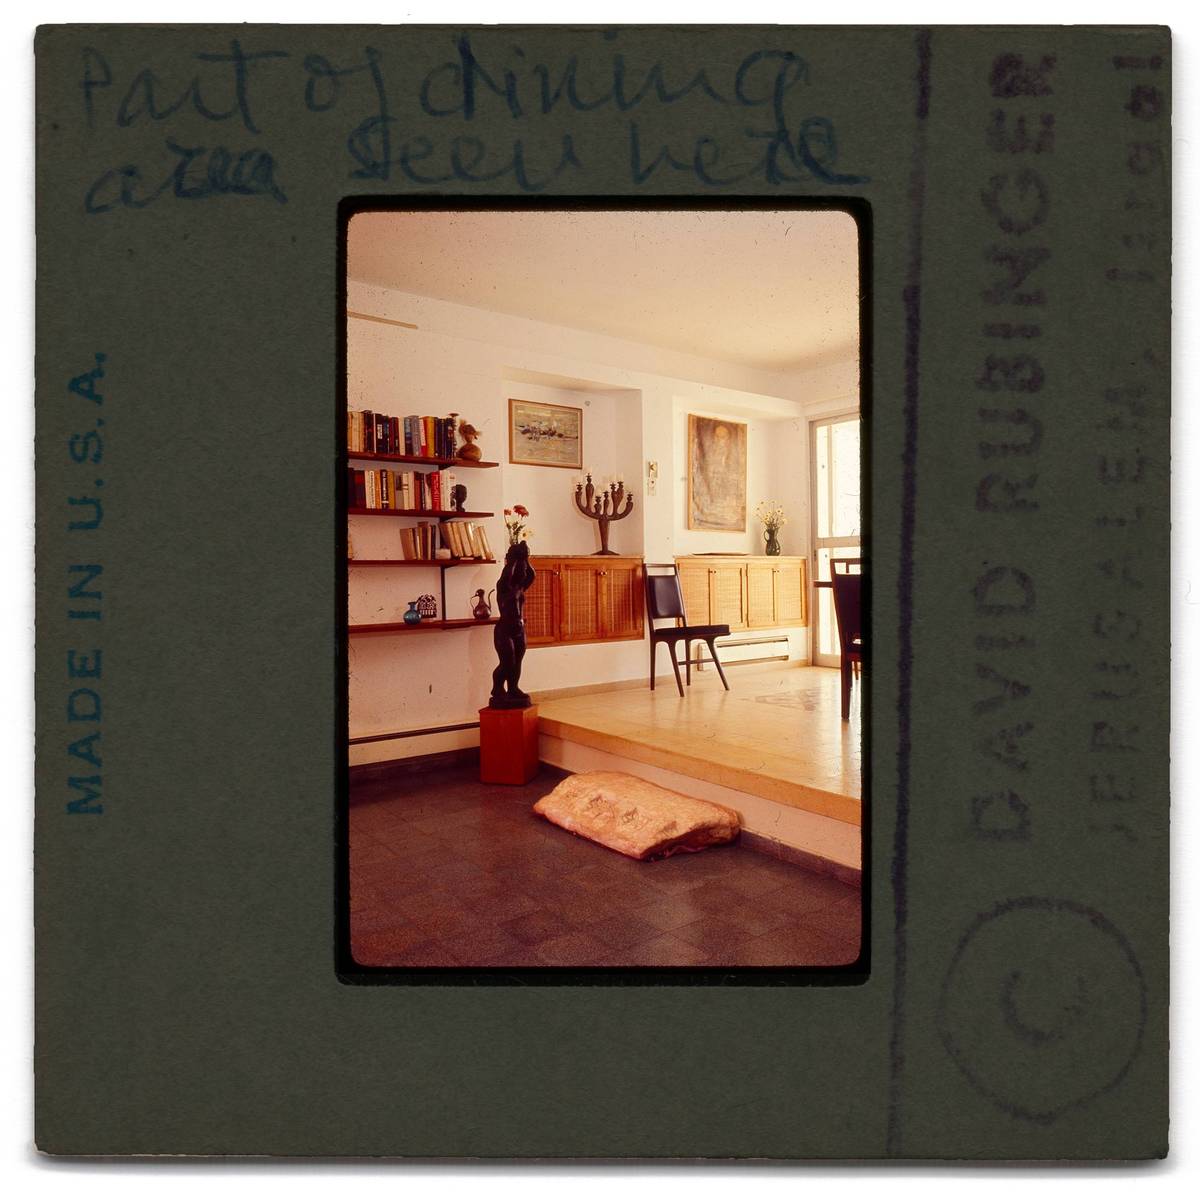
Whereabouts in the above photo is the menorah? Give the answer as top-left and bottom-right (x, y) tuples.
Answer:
(573, 472), (635, 555)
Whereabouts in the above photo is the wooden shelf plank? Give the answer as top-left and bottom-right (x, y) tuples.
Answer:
(347, 452), (498, 469)
(348, 618), (499, 635)
(347, 507), (494, 519)
(348, 558), (496, 568)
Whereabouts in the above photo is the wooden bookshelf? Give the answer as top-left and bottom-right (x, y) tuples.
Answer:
(347, 507), (494, 520)
(348, 558), (496, 569)
(348, 618), (499, 636)
(347, 451), (499, 469)
(346, 432), (499, 645)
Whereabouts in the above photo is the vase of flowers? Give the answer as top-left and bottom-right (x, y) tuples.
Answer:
(503, 504), (533, 546)
(755, 501), (787, 556)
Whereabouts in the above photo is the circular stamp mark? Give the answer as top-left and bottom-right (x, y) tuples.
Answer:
(937, 897), (1146, 1125)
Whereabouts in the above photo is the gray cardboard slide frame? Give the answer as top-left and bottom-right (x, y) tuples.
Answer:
(34, 25), (1169, 1157)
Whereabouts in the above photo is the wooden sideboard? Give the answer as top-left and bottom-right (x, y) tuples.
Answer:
(675, 555), (808, 631)
(523, 554), (804, 646)
(525, 556), (645, 647)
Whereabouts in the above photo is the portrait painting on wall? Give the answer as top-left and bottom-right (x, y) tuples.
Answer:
(687, 413), (747, 531)
(508, 398), (584, 469)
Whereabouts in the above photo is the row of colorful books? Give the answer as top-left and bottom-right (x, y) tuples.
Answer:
(347, 410), (458, 458)
(347, 468), (457, 512)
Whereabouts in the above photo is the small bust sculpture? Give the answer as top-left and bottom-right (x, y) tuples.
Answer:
(489, 542), (536, 709)
(457, 419), (482, 462)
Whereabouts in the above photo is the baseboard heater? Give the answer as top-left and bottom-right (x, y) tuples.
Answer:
(697, 632), (791, 669)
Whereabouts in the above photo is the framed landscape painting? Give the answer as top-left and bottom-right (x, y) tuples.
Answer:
(687, 413), (747, 531)
(508, 398), (584, 469)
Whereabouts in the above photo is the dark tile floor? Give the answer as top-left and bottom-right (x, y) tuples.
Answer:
(349, 761), (861, 968)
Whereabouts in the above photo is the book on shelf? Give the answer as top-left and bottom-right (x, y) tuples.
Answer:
(397, 521), (437, 561)
(346, 468), (366, 508)
(436, 520), (492, 562)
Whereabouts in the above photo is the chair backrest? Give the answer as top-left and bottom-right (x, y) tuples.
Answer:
(644, 563), (687, 624)
(829, 558), (863, 651)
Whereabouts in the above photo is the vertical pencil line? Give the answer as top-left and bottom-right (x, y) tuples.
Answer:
(888, 27), (933, 1157)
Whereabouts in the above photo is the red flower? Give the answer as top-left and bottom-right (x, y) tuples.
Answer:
(503, 508), (512, 516)
(513, 504), (529, 517)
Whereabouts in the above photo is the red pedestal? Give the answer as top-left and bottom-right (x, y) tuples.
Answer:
(479, 704), (540, 785)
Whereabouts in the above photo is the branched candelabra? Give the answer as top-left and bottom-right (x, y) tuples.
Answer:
(573, 472), (635, 555)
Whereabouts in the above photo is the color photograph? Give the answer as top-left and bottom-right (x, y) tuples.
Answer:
(344, 207), (863, 972)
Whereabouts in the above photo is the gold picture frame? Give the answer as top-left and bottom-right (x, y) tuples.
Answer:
(687, 413), (747, 531)
(508, 398), (584, 469)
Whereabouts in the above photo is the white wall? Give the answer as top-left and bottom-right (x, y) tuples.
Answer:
(347, 280), (856, 753)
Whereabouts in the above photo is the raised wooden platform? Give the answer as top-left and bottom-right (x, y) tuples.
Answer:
(535, 664), (862, 867)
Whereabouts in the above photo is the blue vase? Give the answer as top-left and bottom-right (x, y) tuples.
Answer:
(403, 601), (421, 624)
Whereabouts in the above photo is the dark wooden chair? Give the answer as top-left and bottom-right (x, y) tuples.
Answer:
(830, 558), (864, 720)
(644, 563), (731, 698)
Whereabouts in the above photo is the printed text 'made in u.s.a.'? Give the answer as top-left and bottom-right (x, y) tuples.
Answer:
(65, 354), (107, 815)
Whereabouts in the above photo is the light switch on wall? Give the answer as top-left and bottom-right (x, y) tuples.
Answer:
(646, 460), (658, 495)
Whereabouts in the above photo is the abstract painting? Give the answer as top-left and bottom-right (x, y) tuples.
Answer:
(508, 398), (583, 469)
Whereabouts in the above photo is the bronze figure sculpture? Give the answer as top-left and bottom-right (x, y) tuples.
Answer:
(490, 542), (536, 709)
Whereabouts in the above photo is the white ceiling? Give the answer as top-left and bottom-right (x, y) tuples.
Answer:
(347, 209), (859, 374)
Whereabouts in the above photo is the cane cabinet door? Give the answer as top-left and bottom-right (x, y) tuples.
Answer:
(524, 558), (560, 646)
(745, 561), (777, 628)
(598, 559), (645, 640)
(708, 563), (748, 630)
(676, 560), (711, 625)
(558, 561), (603, 642)
(775, 558), (808, 625)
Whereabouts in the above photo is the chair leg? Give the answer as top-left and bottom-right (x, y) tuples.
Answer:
(668, 641), (685, 697)
(707, 640), (730, 691)
(841, 656), (852, 720)
(650, 638), (657, 690)
(685, 639), (692, 685)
